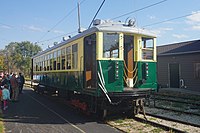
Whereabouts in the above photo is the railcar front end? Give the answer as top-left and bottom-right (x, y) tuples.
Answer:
(90, 30), (157, 117)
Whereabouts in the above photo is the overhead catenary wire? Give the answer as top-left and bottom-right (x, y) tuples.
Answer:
(35, 0), (167, 44)
(0, 22), (13, 28)
(36, 0), (87, 43)
(36, 31), (77, 44)
(142, 11), (200, 28)
(36, 10), (200, 45)
(36, 11), (200, 46)
(111, 0), (168, 20)
(36, 1), (200, 45)
(88, 0), (106, 29)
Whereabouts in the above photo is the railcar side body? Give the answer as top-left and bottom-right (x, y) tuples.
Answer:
(32, 20), (157, 117)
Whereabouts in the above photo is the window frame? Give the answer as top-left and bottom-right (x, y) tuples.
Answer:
(72, 44), (78, 69)
(141, 37), (155, 61)
(102, 32), (120, 59)
(66, 46), (72, 69)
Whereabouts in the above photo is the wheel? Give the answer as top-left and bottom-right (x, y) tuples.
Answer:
(38, 85), (44, 94)
(103, 109), (107, 119)
(97, 109), (107, 120)
(133, 106), (140, 116)
(126, 108), (134, 118)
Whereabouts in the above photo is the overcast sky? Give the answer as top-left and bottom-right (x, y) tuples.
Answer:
(0, 0), (200, 50)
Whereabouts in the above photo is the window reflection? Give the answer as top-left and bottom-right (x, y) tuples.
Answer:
(66, 46), (71, 69)
(141, 37), (154, 60)
(103, 32), (119, 58)
(72, 44), (78, 69)
(142, 37), (153, 48)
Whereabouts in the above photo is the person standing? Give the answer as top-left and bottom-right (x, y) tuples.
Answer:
(1, 74), (9, 87)
(10, 73), (19, 101)
(9, 73), (13, 98)
(2, 85), (10, 110)
(0, 87), (2, 110)
(18, 73), (25, 94)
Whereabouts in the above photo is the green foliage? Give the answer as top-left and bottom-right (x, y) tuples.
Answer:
(3, 41), (42, 77)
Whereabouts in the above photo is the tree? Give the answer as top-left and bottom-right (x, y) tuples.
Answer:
(3, 41), (42, 77)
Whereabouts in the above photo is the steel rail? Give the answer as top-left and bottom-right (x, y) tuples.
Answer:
(133, 116), (186, 133)
(153, 97), (200, 106)
(145, 112), (200, 128)
(154, 106), (200, 117)
(153, 93), (200, 101)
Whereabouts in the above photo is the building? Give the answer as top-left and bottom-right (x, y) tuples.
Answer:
(157, 39), (200, 92)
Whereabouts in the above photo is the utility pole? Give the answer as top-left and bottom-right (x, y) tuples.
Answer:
(77, 2), (81, 33)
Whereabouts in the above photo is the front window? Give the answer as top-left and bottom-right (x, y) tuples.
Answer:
(103, 32), (119, 58)
(141, 37), (154, 60)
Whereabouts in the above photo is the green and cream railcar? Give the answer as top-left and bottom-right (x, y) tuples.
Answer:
(32, 19), (157, 117)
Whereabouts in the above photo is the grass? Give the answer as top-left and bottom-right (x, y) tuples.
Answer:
(113, 119), (124, 124)
(148, 117), (157, 121)
(0, 122), (4, 133)
(0, 112), (4, 133)
(151, 128), (163, 133)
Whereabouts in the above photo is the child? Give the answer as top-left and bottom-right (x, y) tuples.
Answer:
(2, 85), (10, 110)
(0, 88), (2, 111)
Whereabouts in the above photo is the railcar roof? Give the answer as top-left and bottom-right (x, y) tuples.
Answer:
(32, 20), (156, 58)
(94, 21), (156, 37)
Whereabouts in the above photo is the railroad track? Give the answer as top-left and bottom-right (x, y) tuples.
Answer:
(153, 97), (200, 106)
(148, 93), (200, 117)
(153, 105), (200, 116)
(107, 111), (200, 133)
(154, 93), (200, 101)
(134, 115), (185, 133)
(28, 85), (200, 132)
(145, 112), (200, 128)
(142, 92), (200, 132)
(135, 113), (200, 133)
(29, 86), (185, 132)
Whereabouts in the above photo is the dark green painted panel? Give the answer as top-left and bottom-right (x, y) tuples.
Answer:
(34, 60), (157, 96)
(98, 60), (124, 92)
(136, 62), (157, 90)
(35, 71), (84, 91)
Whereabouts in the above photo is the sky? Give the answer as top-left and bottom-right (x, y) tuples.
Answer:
(0, 0), (200, 50)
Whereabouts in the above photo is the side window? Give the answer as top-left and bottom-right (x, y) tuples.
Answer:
(66, 46), (71, 69)
(33, 59), (36, 71)
(72, 44), (78, 69)
(61, 48), (66, 70)
(44, 55), (47, 71)
(57, 50), (61, 70)
(50, 53), (53, 70)
(47, 54), (50, 70)
(36, 64), (38, 71)
(141, 37), (154, 60)
(142, 38), (153, 48)
(35, 58), (39, 71)
(40, 57), (42, 71)
(53, 51), (57, 70)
